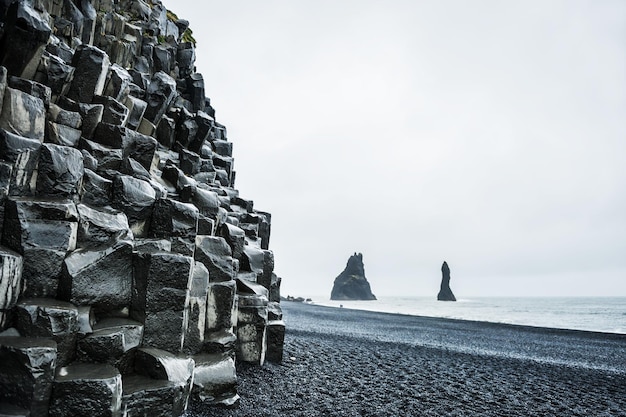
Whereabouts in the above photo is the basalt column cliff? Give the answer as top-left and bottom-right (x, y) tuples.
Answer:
(0, 0), (284, 415)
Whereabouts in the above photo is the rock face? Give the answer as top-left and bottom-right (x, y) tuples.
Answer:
(437, 261), (457, 301)
(330, 253), (376, 301)
(0, 1), (283, 415)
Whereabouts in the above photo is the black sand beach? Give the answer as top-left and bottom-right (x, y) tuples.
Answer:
(187, 302), (626, 417)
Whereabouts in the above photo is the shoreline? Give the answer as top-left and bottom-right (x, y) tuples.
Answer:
(303, 295), (626, 335)
(187, 301), (626, 417)
(302, 300), (626, 338)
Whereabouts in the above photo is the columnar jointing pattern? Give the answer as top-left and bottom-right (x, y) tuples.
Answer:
(0, 1), (284, 416)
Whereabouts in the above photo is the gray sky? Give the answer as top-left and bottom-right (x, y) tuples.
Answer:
(169, 0), (626, 298)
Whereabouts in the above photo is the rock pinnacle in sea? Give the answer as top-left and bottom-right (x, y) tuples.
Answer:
(437, 261), (457, 301)
(330, 253), (377, 300)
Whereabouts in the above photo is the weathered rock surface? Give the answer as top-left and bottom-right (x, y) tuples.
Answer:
(48, 363), (122, 417)
(0, 336), (57, 416)
(330, 252), (377, 301)
(437, 261), (457, 302)
(0, 0), (282, 414)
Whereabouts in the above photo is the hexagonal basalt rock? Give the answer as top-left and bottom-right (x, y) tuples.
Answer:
(0, 0), (281, 413)
(15, 298), (78, 366)
(48, 363), (122, 417)
(131, 252), (193, 352)
(0, 336), (57, 416)
(59, 241), (134, 316)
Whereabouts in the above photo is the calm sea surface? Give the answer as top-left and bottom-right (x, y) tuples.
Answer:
(311, 296), (626, 334)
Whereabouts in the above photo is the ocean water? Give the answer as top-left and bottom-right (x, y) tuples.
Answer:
(310, 296), (626, 334)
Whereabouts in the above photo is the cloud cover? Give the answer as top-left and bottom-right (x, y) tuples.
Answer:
(169, 0), (626, 297)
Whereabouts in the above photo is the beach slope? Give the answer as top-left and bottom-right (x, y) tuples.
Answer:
(187, 302), (626, 416)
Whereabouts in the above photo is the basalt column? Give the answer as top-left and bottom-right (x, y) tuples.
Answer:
(0, 1), (283, 415)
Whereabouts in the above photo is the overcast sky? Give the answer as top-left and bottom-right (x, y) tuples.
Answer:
(169, 0), (626, 298)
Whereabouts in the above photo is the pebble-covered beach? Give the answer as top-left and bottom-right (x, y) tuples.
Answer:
(188, 301), (626, 417)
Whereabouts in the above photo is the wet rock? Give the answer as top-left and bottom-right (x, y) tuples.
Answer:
(121, 375), (187, 417)
(35, 143), (84, 198)
(0, 0), (283, 412)
(205, 280), (237, 335)
(203, 328), (237, 356)
(0, 336), (57, 416)
(155, 114), (175, 148)
(7, 76), (51, 107)
(153, 45), (174, 74)
(191, 353), (238, 407)
(93, 95), (129, 126)
(77, 0), (97, 45)
(2, 198), (78, 249)
(76, 204), (132, 247)
(143, 71), (177, 125)
(0, 87), (46, 141)
(183, 262), (209, 355)
(48, 104), (82, 129)
(38, 52), (75, 101)
(213, 140), (233, 158)
(124, 95), (147, 131)
(149, 198), (198, 240)
(67, 45), (111, 103)
(76, 318), (142, 372)
(15, 298), (78, 366)
(103, 64), (132, 103)
(134, 347), (194, 413)
(92, 124), (157, 171)
(111, 175), (156, 238)
(185, 74), (206, 114)
(437, 261), (457, 302)
(59, 241), (133, 316)
(194, 236), (235, 283)
(236, 279), (268, 365)
(0, 2), (51, 79)
(58, 100), (103, 140)
(134, 238), (171, 253)
(330, 252), (377, 301)
(269, 274), (282, 303)
(46, 121), (82, 147)
(78, 139), (123, 172)
(0, 247), (22, 331)
(48, 363), (122, 417)
(80, 169), (113, 207)
(2, 198), (78, 298)
(266, 319), (285, 364)
(0, 130), (41, 196)
(179, 148), (201, 176)
(240, 246), (264, 281)
(131, 252), (193, 352)
(184, 186), (220, 219)
(177, 44), (195, 80)
(219, 223), (245, 261)
(119, 157), (151, 182)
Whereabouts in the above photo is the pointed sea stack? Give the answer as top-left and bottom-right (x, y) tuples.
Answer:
(330, 253), (377, 300)
(437, 261), (456, 301)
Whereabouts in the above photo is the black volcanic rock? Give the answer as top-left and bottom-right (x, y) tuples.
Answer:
(437, 261), (457, 301)
(0, 1), (282, 414)
(330, 253), (376, 301)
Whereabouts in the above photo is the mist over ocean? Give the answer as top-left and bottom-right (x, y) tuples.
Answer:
(311, 296), (626, 334)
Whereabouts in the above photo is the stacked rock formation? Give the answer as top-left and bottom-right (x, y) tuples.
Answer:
(437, 261), (456, 301)
(330, 252), (377, 301)
(0, 1), (284, 415)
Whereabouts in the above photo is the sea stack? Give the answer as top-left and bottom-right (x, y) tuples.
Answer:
(437, 261), (457, 301)
(330, 253), (377, 300)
